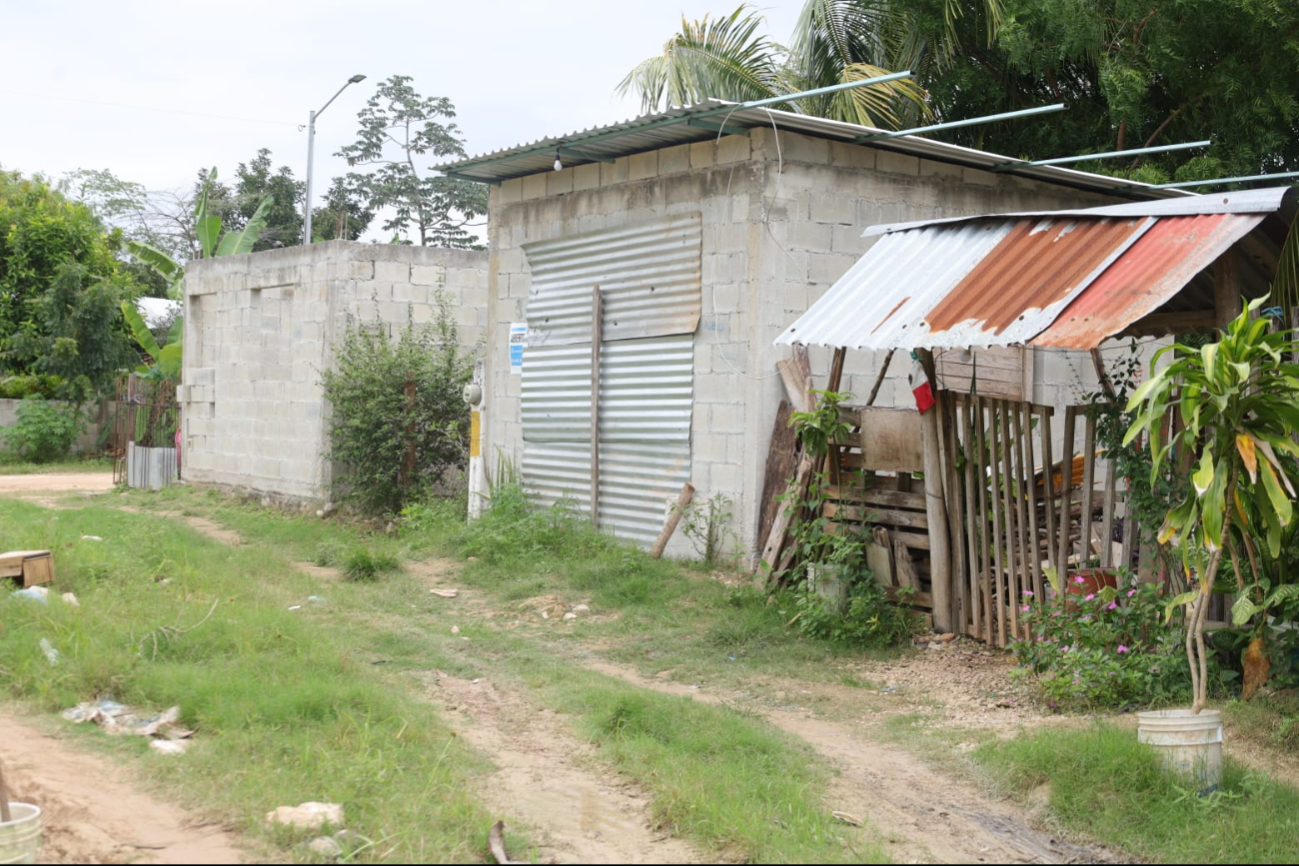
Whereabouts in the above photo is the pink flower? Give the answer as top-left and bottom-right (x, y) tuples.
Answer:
(1021, 605), (1031, 612)
(1126, 589), (1137, 597)
(1074, 575), (1087, 585)
(1107, 601), (1118, 610)
(1023, 590), (1034, 597)
(1117, 645), (1130, 653)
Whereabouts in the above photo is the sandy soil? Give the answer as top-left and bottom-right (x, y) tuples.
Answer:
(0, 714), (244, 864)
(0, 473), (115, 508)
(428, 673), (703, 865)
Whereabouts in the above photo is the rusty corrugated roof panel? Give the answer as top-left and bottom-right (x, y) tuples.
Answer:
(775, 221), (1015, 351)
(920, 216), (1152, 348)
(1032, 214), (1265, 350)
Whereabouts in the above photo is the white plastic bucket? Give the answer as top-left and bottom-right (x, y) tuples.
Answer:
(0, 803), (41, 865)
(1137, 709), (1223, 791)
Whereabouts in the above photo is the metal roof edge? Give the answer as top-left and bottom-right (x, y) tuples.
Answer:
(860, 187), (1297, 238)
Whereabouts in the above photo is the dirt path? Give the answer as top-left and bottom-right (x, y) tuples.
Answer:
(0, 713), (244, 864)
(583, 660), (1115, 865)
(427, 674), (703, 865)
(0, 473), (115, 508)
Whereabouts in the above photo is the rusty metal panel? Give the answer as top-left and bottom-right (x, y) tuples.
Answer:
(1033, 214), (1265, 349)
(523, 215), (701, 347)
(920, 216), (1153, 348)
(775, 221), (1015, 351)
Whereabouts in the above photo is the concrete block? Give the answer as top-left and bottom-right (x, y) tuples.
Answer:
(498, 178), (523, 205)
(696, 433), (730, 463)
(573, 163), (601, 192)
(710, 403), (742, 434)
(411, 264), (445, 286)
(690, 140), (715, 170)
(962, 166), (998, 187)
(876, 149), (920, 177)
(717, 135), (751, 165)
(790, 220), (834, 252)
(374, 260), (410, 283)
(809, 253), (858, 286)
(777, 132), (829, 164)
(546, 169), (574, 196)
(831, 141), (876, 171)
(629, 151), (659, 181)
(601, 157), (630, 186)
(809, 193), (856, 224)
(659, 144), (690, 176)
(522, 174), (547, 200)
(920, 158), (963, 179)
(832, 224), (870, 255)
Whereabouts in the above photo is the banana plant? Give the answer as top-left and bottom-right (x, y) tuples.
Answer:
(1124, 296), (1299, 712)
(121, 301), (182, 380)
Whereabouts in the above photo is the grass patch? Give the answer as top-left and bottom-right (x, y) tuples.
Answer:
(0, 453), (113, 474)
(1224, 691), (1299, 752)
(343, 550), (401, 582)
(974, 723), (1299, 863)
(0, 499), (501, 863)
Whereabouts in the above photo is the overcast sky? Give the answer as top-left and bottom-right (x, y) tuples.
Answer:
(2, 0), (802, 238)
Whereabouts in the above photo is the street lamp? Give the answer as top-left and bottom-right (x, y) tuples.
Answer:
(303, 74), (366, 245)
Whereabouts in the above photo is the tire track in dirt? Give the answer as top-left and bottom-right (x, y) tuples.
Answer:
(426, 673), (704, 865)
(0, 713), (244, 864)
(582, 660), (1118, 865)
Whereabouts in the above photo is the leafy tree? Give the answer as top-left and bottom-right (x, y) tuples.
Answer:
(6, 263), (137, 404)
(337, 75), (487, 249)
(233, 148), (304, 251)
(312, 176), (374, 242)
(0, 170), (137, 379)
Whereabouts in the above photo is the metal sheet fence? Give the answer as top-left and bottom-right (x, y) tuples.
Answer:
(112, 376), (179, 490)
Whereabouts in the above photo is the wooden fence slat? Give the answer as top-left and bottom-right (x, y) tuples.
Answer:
(1080, 411), (1097, 566)
(974, 397), (994, 644)
(939, 391), (966, 631)
(823, 502), (929, 529)
(1039, 406), (1059, 586)
(1101, 453), (1117, 569)
(822, 487), (927, 510)
(996, 400), (1020, 642)
(987, 399), (1008, 647)
(959, 397), (982, 639)
(1020, 402), (1043, 600)
(1058, 406), (1077, 578)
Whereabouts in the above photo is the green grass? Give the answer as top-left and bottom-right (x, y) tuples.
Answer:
(343, 549), (401, 582)
(0, 499), (502, 863)
(1224, 691), (1299, 753)
(974, 723), (1299, 863)
(0, 453), (113, 474)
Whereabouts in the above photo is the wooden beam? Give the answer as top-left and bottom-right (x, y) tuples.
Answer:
(650, 483), (695, 559)
(915, 348), (952, 633)
(1215, 248), (1242, 331)
(590, 286), (603, 526)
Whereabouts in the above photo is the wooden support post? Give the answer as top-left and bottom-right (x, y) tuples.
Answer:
(867, 349), (896, 407)
(1057, 406), (1077, 578)
(1039, 406), (1058, 585)
(826, 347), (848, 485)
(1100, 453), (1117, 569)
(939, 392), (967, 633)
(1080, 412), (1097, 565)
(1215, 248), (1242, 332)
(958, 397), (982, 639)
(590, 286), (603, 526)
(915, 349), (952, 633)
(974, 398), (994, 643)
(650, 483), (695, 559)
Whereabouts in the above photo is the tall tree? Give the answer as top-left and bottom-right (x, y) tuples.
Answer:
(312, 176), (374, 242)
(233, 148), (305, 250)
(337, 75), (487, 249)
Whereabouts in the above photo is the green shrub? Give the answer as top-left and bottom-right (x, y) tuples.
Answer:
(1, 396), (86, 462)
(0, 375), (61, 399)
(1009, 576), (1225, 711)
(319, 298), (475, 515)
(783, 578), (920, 648)
(343, 549), (401, 582)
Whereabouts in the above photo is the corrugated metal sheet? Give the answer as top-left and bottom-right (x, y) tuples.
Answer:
(523, 215), (702, 347)
(775, 221), (1016, 351)
(1033, 214), (1265, 349)
(864, 187), (1295, 237)
(918, 216), (1153, 348)
(438, 100), (1184, 200)
(522, 333), (694, 545)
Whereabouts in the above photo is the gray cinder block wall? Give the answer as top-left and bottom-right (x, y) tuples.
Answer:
(484, 127), (1133, 561)
(180, 240), (488, 502)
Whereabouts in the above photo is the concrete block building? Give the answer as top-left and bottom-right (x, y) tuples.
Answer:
(179, 240), (488, 501)
(439, 101), (1182, 559)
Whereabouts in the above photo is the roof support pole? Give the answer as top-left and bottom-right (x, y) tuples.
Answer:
(915, 348), (953, 633)
(1214, 248), (1242, 332)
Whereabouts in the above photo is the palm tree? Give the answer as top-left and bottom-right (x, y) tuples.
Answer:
(618, 0), (1005, 129)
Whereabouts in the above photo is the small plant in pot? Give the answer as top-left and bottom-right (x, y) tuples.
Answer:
(1124, 298), (1299, 789)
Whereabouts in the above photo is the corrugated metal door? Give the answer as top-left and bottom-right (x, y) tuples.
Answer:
(521, 215), (701, 545)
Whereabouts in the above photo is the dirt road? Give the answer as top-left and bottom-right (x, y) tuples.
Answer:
(0, 713), (244, 864)
(0, 473), (115, 500)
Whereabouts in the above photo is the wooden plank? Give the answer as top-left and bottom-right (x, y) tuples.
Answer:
(858, 407), (925, 473)
(758, 400), (796, 547)
(986, 398), (1008, 647)
(957, 396), (982, 639)
(997, 400), (1020, 642)
(650, 483), (695, 559)
(822, 486), (927, 510)
(868, 527), (895, 587)
(894, 539), (920, 589)
(1057, 406), (1077, 583)
(941, 391), (968, 634)
(1215, 247), (1242, 330)
(778, 354), (814, 414)
(759, 452), (814, 583)
(1019, 402), (1043, 600)
(1120, 510), (1137, 575)
(866, 349), (896, 407)
(1100, 454), (1117, 569)
(823, 502), (929, 530)
(590, 286), (603, 526)
(973, 397), (994, 644)
(1010, 401), (1033, 639)
(883, 586), (934, 609)
(826, 347), (847, 485)
(1039, 410), (1059, 586)
(1079, 412), (1097, 566)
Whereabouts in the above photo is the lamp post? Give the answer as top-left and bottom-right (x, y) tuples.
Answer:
(304, 74), (366, 245)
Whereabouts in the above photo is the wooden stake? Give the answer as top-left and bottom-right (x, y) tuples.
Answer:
(590, 286), (603, 527)
(0, 760), (11, 823)
(866, 349), (896, 407)
(1058, 406), (1077, 578)
(915, 349), (952, 633)
(650, 484), (695, 559)
(1080, 412), (1097, 566)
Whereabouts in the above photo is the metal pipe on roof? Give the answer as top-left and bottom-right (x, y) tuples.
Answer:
(1153, 171), (1299, 189)
(854, 104), (1066, 142)
(440, 71), (914, 173)
(996, 139), (1213, 170)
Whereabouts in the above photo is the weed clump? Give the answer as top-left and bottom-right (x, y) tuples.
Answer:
(343, 550), (400, 582)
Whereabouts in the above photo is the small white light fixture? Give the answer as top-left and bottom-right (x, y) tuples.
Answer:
(553, 147), (563, 172)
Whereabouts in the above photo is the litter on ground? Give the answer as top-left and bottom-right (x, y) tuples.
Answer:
(266, 802), (345, 832)
(62, 700), (195, 742)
